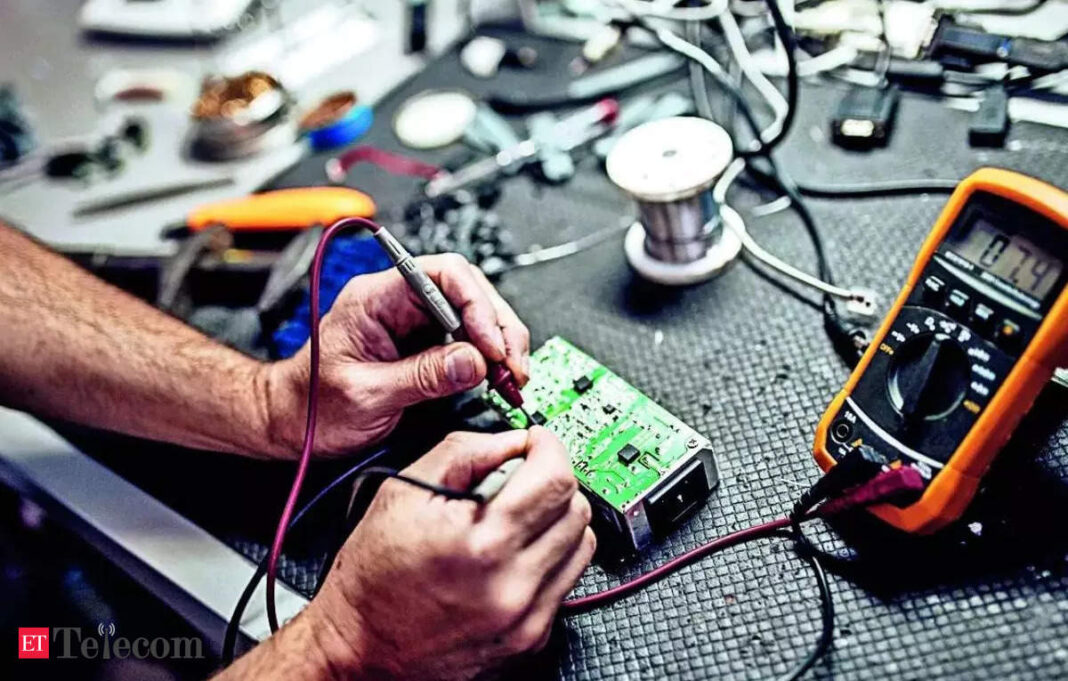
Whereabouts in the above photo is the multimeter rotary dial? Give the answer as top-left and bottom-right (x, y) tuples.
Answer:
(887, 332), (970, 422)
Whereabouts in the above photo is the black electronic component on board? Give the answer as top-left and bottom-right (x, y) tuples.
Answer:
(573, 375), (593, 393)
(618, 444), (641, 465)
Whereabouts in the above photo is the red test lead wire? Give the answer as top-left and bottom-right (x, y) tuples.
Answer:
(264, 216), (380, 633)
(562, 466), (925, 613)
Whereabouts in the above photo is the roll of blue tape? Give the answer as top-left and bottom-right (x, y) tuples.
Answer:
(307, 104), (374, 151)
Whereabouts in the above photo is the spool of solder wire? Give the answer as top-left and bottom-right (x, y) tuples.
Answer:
(607, 116), (742, 285)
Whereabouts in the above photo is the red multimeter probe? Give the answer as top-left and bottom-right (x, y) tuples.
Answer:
(815, 168), (1068, 534)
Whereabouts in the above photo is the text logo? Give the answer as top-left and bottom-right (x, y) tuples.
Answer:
(18, 628), (49, 659)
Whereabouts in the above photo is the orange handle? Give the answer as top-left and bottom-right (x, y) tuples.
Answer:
(185, 187), (376, 232)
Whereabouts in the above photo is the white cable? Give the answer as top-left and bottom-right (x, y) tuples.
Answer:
(607, 0), (731, 21)
(713, 158), (873, 307)
(512, 220), (632, 267)
(719, 11), (788, 143)
(796, 44), (859, 77)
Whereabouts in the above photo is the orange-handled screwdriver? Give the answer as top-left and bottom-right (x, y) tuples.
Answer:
(185, 187), (376, 233)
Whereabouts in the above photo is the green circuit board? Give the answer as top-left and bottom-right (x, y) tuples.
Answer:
(485, 336), (711, 512)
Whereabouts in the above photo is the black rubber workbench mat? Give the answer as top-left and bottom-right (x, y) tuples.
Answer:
(269, 28), (1068, 680)
(76, 26), (1068, 680)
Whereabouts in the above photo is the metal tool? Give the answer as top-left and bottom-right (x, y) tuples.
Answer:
(72, 176), (235, 217)
(371, 225), (527, 413)
(424, 98), (619, 198)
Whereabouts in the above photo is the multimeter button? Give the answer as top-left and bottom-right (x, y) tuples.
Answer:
(922, 275), (947, 305)
(887, 333), (970, 422)
(971, 303), (996, 335)
(997, 318), (1022, 351)
(945, 289), (971, 320)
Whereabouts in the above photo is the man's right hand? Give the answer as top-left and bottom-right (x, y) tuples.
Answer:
(302, 427), (595, 681)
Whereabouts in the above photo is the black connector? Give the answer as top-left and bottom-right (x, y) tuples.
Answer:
(831, 86), (899, 149)
(928, 17), (1068, 72)
(969, 85), (1010, 148)
(791, 445), (888, 522)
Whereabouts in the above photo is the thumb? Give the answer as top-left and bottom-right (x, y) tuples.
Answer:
(372, 342), (487, 412)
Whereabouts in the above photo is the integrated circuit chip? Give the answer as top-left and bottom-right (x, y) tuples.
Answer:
(618, 444), (641, 464)
(485, 336), (719, 551)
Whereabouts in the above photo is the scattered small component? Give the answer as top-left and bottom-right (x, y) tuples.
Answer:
(831, 85), (899, 149)
(393, 90), (477, 150)
(527, 112), (576, 183)
(461, 36), (509, 79)
(530, 411), (547, 425)
(618, 444), (641, 465)
(573, 375), (593, 393)
(425, 98), (619, 198)
(299, 91), (373, 151)
(0, 85), (35, 166)
(502, 45), (539, 69)
(582, 24), (622, 64)
(43, 116), (148, 180)
(464, 104), (522, 156)
(394, 188), (516, 277)
(969, 85), (1010, 148)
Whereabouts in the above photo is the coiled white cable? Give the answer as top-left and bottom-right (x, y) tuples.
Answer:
(714, 158), (876, 312)
(719, 11), (788, 143)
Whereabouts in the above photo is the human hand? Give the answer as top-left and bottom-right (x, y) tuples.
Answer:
(303, 428), (595, 681)
(264, 254), (530, 458)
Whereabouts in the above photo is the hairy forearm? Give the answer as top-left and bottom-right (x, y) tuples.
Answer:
(214, 605), (369, 681)
(0, 222), (292, 458)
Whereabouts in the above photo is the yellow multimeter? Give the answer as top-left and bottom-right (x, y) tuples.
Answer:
(815, 168), (1068, 534)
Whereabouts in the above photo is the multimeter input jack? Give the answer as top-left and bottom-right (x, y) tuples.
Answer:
(831, 419), (854, 443)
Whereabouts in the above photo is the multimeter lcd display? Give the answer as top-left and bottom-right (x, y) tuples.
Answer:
(947, 217), (1063, 300)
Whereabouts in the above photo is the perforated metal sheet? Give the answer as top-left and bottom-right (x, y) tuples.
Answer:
(263, 31), (1068, 679)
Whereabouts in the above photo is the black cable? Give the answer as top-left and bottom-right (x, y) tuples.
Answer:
(221, 455), (479, 666)
(775, 530), (835, 681)
(738, 0), (799, 157)
(793, 177), (959, 198)
(647, 3), (872, 365)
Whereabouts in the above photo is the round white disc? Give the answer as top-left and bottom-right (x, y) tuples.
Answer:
(393, 90), (477, 150)
(606, 116), (733, 203)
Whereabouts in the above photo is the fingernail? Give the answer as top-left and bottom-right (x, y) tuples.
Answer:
(446, 346), (478, 386)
